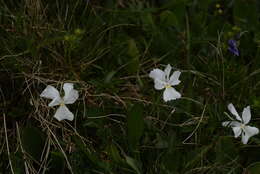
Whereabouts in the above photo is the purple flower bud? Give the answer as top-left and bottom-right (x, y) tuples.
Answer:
(228, 39), (239, 56)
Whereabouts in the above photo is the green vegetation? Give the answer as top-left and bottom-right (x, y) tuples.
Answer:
(0, 0), (260, 173)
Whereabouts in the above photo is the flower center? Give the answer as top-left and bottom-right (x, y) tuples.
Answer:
(165, 84), (171, 88)
(60, 101), (65, 106)
(240, 124), (245, 130)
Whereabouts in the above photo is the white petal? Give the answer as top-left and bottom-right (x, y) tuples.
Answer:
(228, 103), (242, 121)
(163, 87), (181, 102)
(154, 79), (165, 90)
(40, 85), (60, 100)
(63, 83), (79, 104)
(169, 71), (181, 86)
(40, 85), (61, 107)
(242, 106), (251, 124)
(222, 121), (241, 127)
(149, 69), (165, 81)
(241, 126), (259, 144)
(164, 64), (172, 80)
(232, 127), (242, 138)
(48, 97), (62, 107)
(54, 105), (74, 121)
(245, 126), (259, 136)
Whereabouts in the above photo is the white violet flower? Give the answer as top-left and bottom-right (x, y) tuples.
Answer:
(40, 83), (79, 121)
(149, 64), (181, 102)
(222, 103), (259, 144)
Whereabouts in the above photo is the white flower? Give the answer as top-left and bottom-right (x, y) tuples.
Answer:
(149, 64), (181, 102)
(222, 103), (259, 144)
(40, 83), (79, 121)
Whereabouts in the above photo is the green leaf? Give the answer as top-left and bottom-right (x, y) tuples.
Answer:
(199, 0), (211, 9)
(233, 0), (258, 30)
(104, 70), (116, 84)
(162, 0), (187, 29)
(127, 104), (144, 148)
(185, 145), (211, 169)
(162, 151), (181, 172)
(125, 155), (142, 174)
(81, 145), (111, 172)
(155, 133), (168, 149)
(11, 152), (24, 174)
(127, 39), (139, 58)
(107, 144), (123, 163)
(215, 136), (238, 164)
(160, 10), (179, 28)
(247, 162), (260, 174)
(48, 151), (65, 174)
(126, 39), (140, 74)
(21, 126), (45, 161)
(141, 12), (155, 31)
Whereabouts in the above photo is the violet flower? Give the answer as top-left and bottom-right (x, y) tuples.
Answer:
(228, 39), (239, 56)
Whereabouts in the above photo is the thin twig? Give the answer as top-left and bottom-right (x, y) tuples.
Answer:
(45, 123), (74, 174)
(182, 104), (207, 144)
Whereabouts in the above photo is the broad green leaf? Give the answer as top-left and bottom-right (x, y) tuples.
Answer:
(127, 104), (144, 148)
(21, 126), (45, 161)
(48, 151), (65, 174)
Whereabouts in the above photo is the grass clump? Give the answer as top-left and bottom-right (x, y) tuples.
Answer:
(0, 0), (260, 173)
